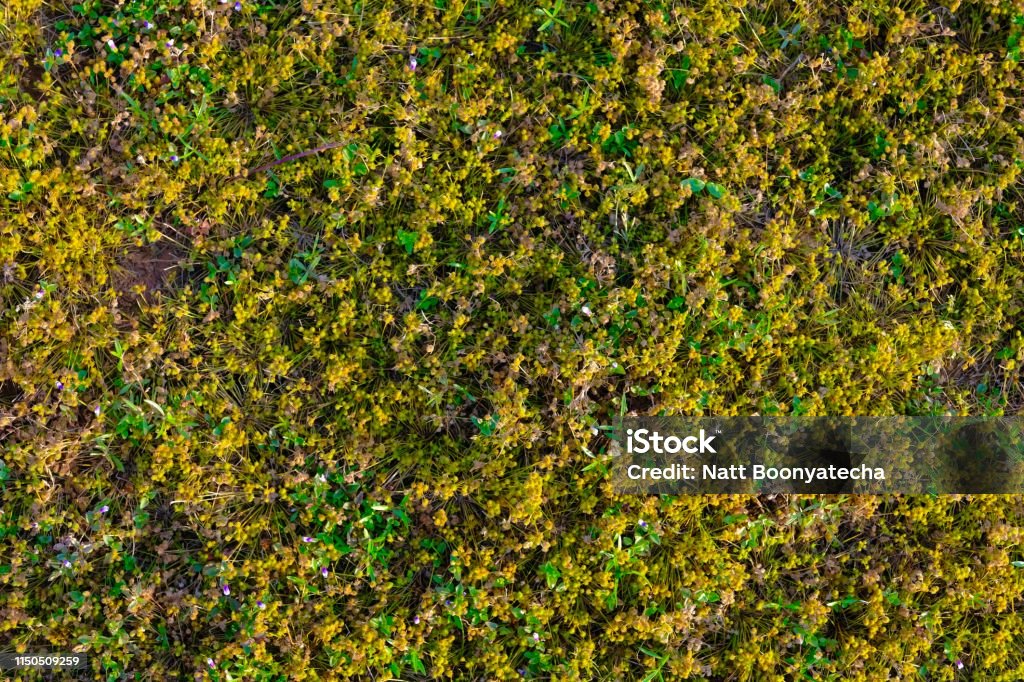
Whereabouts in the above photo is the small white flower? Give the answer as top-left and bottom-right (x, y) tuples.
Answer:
(581, 305), (592, 317)
(106, 39), (117, 51)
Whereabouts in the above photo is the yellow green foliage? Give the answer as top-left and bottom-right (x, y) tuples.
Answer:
(3, 0), (1024, 678)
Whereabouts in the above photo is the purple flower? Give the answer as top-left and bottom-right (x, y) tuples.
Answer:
(413, 615), (420, 624)
(143, 21), (152, 29)
(256, 600), (266, 610)
(207, 658), (215, 669)
(532, 632), (540, 641)
(221, 584), (230, 596)
(165, 39), (174, 48)
(94, 405), (101, 417)
(233, 1), (241, 10)
(170, 155), (179, 163)
(55, 380), (64, 391)
(54, 48), (63, 57)
(302, 536), (315, 543)
(956, 660), (964, 670)
(493, 130), (502, 139)
(638, 519), (647, 529)
(409, 57), (418, 71)
(320, 566), (328, 578)
(34, 289), (45, 299)
(63, 560), (72, 568)
(99, 505), (109, 514)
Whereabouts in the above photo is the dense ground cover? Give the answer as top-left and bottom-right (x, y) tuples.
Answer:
(3, 0), (1024, 678)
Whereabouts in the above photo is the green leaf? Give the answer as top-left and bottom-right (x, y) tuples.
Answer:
(828, 595), (863, 609)
(682, 177), (705, 194)
(108, 452), (125, 473)
(288, 258), (308, 284)
(540, 561), (561, 588)
(263, 176), (280, 198)
(705, 182), (725, 199)
(408, 649), (426, 675)
(548, 121), (567, 144)
(667, 296), (686, 311)
(543, 306), (560, 327)
(415, 290), (439, 311)
(696, 590), (720, 603)
(471, 414), (499, 436)
(397, 230), (418, 254)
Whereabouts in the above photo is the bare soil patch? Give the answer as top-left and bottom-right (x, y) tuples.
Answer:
(112, 239), (184, 307)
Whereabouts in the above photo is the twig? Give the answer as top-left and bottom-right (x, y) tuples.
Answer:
(239, 141), (348, 179)
(777, 53), (806, 86)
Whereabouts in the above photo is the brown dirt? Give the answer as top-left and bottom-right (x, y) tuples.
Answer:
(112, 239), (184, 307)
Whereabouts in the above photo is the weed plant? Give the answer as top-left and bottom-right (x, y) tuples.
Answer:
(3, 0), (1024, 679)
